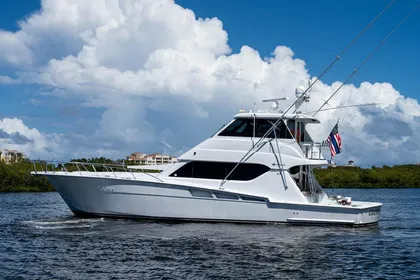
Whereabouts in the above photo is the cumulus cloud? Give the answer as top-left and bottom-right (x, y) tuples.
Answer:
(0, 129), (33, 145)
(0, 0), (419, 166)
(0, 118), (49, 157)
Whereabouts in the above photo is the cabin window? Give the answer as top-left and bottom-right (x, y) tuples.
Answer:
(218, 118), (254, 137)
(219, 118), (293, 139)
(255, 119), (293, 139)
(170, 161), (270, 181)
(287, 120), (313, 143)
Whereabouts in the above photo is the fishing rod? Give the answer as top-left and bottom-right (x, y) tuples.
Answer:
(305, 103), (380, 115)
(220, 0), (396, 187)
(313, 3), (420, 116)
(291, 0), (397, 114)
(232, 0), (395, 151)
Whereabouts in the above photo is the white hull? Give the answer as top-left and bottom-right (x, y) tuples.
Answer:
(33, 94), (384, 226)
(47, 174), (381, 226)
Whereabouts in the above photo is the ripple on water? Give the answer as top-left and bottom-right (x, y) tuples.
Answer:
(21, 218), (106, 230)
(1, 189), (420, 279)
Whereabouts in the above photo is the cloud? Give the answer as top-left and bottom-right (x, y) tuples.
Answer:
(0, 129), (34, 145)
(0, 118), (48, 157)
(0, 0), (419, 166)
(0, 30), (34, 67)
(0, 75), (21, 84)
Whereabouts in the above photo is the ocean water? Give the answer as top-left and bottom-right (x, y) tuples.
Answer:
(0, 189), (419, 280)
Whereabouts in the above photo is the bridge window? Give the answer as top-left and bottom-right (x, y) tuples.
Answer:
(255, 119), (293, 139)
(170, 161), (270, 181)
(218, 118), (293, 139)
(218, 118), (254, 137)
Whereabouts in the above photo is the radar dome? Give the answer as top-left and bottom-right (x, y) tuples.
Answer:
(295, 85), (306, 99)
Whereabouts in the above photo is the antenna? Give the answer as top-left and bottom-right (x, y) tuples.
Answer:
(262, 97), (289, 111)
(294, 83), (311, 112)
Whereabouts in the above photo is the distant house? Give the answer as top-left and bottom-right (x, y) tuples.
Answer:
(0, 149), (25, 164)
(126, 152), (177, 165)
(346, 160), (356, 167)
(126, 152), (148, 165)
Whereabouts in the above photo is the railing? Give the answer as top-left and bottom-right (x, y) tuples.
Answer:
(31, 160), (164, 183)
(299, 142), (326, 160)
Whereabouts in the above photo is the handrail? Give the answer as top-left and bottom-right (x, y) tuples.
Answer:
(299, 142), (326, 160)
(31, 160), (164, 183)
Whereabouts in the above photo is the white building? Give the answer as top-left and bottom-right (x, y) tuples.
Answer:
(126, 152), (177, 165)
(0, 149), (25, 164)
(347, 160), (355, 167)
(126, 152), (148, 165)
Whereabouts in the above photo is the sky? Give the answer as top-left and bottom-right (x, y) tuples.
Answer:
(0, 0), (419, 166)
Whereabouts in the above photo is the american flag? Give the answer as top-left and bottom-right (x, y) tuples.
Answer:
(327, 122), (342, 157)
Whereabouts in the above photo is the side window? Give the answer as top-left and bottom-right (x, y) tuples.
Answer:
(278, 121), (294, 139)
(256, 119), (293, 139)
(218, 119), (254, 137)
(255, 119), (272, 137)
(287, 119), (296, 139)
(170, 161), (270, 181)
(287, 120), (312, 142)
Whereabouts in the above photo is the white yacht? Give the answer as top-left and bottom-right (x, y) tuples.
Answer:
(33, 87), (382, 226)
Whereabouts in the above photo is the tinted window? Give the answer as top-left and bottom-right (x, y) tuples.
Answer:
(255, 119), (293, 139)
(218, 118), (293, 139)
(170, 161), (270, 181)
(287, 120), (312, 142)
(218, 118), (254, 137)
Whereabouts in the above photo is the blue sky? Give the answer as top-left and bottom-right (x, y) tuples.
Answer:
(176, 0), (420, 98)
(0, 0), (419, 165)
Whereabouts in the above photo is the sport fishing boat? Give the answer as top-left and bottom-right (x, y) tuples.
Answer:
(32, 87), (382, 226)
(31, 0), (420, 226)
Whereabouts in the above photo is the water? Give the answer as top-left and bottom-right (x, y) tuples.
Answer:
(1, 189), (419, 280)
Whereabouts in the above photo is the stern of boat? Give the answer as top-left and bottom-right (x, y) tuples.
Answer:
(353, 202), (382, 226)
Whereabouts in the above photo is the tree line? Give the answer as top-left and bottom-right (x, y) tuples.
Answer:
(1, 158), (420, 192)
(0, 160), (54, 192)
(314, 164), (420, 188)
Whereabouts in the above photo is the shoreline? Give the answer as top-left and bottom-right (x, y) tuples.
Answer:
(2, 186), (420, 194)
(2, 160), (419, 192)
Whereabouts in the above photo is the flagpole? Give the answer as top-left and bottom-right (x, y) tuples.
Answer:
(331, 153), (334, 188)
